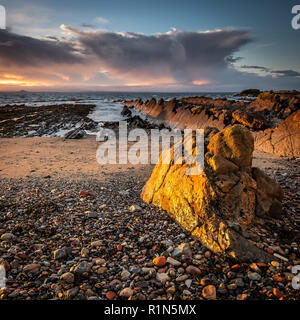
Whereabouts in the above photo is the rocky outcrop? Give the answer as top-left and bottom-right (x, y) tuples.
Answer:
(254, 110), (300, 157)
(247, 91), (300, 122)
(124, 97), (248, 131)
(232, 110), (269, 130)
(141, 125), (284, 262)
(234, 89), (261, 97)
(123, 92), (300, 157)
(123, 97), (271, 132)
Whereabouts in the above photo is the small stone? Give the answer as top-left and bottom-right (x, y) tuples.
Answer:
(120, 270), (131, 280)
(271, 261), (280, 268)
(247, 272), (261, 281)
(60, 272), (74, 284)
(129, 205), (141, 212)
(53, 248), (67, 260)
(273, 288), (282, 298)
(186, 265), (201, 276)
(156, 273), (170, 284)
(81, 247), (89, 258)
(86, 211), (98, 218)
(176, 274), (189, 282)
(167, 257), (181, 267)
(204, 251), (211, 258)
(1, 233), (14, 241)
(97, 267), (107, 275)
(166, 286), (176, 295)
(95, 258), (106, 265)
(91, 240), (103, 247)
(202, 285), (216, 300)
(153, 256), (167, 267)
(106, 291), (116, 300)
(237, 293), (248, 300)
(119, 287), (133, 298)
(65, 287), (79, 298)
(185, 279), (192, 288)
(183, 289), (192, 296)
(200, 278), (211, 286)
(23, 263), (40, 273)
(273, 253), (288, 262)
(227, 283), (237, 290)
(71, 261), (90, 275)
(233, 278), (245, 287)
(250, 263), (261, 272)
(172, 243), (192, 258)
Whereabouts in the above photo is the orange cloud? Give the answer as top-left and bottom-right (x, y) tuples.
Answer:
(192, 80), (210, 86)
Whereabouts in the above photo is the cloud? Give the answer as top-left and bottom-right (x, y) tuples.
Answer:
(271, 69), (300, 78)
(94, 16), (109, 24)
(225, 56), (244, 63)
(0, 26), (299, 91)
(239, 65), (300, 79)
(62, 27), (252, 84)
(240, 65), (270, 71)
(81, 23), (97, 29)
(0, 29), (83, 67)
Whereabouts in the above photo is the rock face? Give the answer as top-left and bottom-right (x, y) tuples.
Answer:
(141, 125), (283, 262)
(123, 91), (300, 157)
(254, 110), (300, 157)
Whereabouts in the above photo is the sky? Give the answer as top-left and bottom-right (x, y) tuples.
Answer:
(0, 0), (300, 92)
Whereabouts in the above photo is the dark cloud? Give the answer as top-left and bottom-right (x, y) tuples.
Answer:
(240, 65), (270, 71)
(271, 69), (300, 78)
(0, 29), (83, 67)
(81, 23), (97, 29)
(239, 65), (300, 79)
(66, 28), (252, 83)
(226, 56), (243, 63)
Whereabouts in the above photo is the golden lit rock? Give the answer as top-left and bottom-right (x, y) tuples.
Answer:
(141, 125), (283, 262)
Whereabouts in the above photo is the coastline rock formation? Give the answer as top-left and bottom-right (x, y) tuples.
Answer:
(123, 90), (300, 157)
(254, 109), (300, 157)
(141, 125), (284, 262)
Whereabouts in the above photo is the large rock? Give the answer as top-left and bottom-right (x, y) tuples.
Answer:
(232, 110), (269, 130)
(141, 125), (283, 262)
(254, 110), (300, 157)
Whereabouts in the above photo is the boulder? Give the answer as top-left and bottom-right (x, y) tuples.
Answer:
(232, 110), (269, 130)
(254, 110), (300, 157)
(121, 105), (132, 117)
(141, 125), (283, 262)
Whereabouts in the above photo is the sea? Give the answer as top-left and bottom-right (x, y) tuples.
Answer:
(0, 91), (236, 123)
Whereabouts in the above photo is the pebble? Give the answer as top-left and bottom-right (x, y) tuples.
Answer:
(153, 256), (167, 267)
(172, 243), (192, 258)
(247, 272), (262, 281)
(186, 265), (201, 276)
(120, 270), (131, 280)
(71, 261), (90, 275)
(60, 272), (75, 284)
(23, 264), (41, 274)
(106, 291), (116, 300)
(53, 248), (67, 260)
(119, 287), (133, 298)
(202, 285), (216, 300)
(176, 274), (189, 282)
(166, 257), (181, 267)
(0, 233), (14, 241)
(0, 161), (298, 301)
(156, 273), (170, 284)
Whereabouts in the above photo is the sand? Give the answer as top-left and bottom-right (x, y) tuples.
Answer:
(0, 136), (289, 180)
